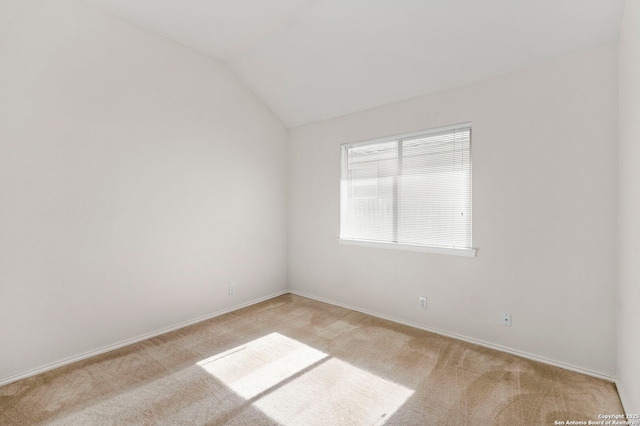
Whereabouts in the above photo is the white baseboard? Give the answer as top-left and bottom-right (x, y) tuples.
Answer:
(1, 289), (617, 388)
(616, 381), (631, 415)
(0, 291), (288, 387)
(288, 290), (616, 383)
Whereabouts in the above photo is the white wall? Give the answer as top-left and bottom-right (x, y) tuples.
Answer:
(289, 47), (619, 377)
(618, 0), (640, 413)
(0, 0), (288, 383)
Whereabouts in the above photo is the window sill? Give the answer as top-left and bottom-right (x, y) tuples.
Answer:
(338, 238), (477, 257)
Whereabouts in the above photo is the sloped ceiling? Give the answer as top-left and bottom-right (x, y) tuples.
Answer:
(83, 0), (626, 127)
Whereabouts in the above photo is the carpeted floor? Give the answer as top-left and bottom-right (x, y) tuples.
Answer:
(0, 294), (624, 425)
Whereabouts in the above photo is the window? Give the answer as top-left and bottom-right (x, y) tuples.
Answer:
(339, 123), (475, 257)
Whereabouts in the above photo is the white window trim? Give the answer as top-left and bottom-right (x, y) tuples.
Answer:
(339, 122), (476, 257)
(343, 122), (471, 148)
(338, 238), (477, 257)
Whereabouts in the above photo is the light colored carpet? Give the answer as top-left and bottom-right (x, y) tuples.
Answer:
(0, 294), (624, 425)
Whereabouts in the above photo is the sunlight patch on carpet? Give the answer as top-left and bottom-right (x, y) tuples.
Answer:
(197, 333), (328, 399)
(197, 333), (414, 425)
(255, 358), (414, 426)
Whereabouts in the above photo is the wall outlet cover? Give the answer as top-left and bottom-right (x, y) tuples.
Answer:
(501, 313), (511, 327)
(419, 297), (427, 309)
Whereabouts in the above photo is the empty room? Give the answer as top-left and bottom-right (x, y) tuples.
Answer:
(1, 0), (639, 424)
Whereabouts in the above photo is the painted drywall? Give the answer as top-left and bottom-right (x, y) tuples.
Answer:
(618, 0), (640, 413)
(288, 47), (619, 377)
(0, 0), (287, 382)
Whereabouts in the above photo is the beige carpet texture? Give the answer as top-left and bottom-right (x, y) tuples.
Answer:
(0, 294), (624, 425)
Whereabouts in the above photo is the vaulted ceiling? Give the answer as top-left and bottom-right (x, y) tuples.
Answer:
(83, 0), (627, 127)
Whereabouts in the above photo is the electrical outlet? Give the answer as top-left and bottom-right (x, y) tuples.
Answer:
(501, 313), (511, 327)
(419, 297), (427, 310)
(229, 283), (235, 295)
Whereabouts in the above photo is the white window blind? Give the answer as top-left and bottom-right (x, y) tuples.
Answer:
(340, 123), (473, 253)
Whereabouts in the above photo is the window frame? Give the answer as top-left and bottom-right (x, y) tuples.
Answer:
(339, 122), (477, 257)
